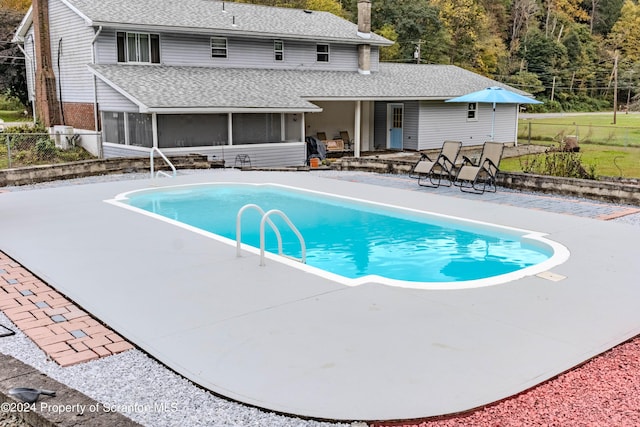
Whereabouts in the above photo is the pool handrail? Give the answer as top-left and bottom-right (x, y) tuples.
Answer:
(259, 209), (306, 266)
(236, 204), (283, 257)
(150, 147), (177, 179)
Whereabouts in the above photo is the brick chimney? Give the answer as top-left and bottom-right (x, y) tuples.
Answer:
(32, 0), (62, 127)
(357, 0), (371, 75)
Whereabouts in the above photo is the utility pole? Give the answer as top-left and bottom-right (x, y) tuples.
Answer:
(413, 40), (425, 64)
(613, 51), (618, 125)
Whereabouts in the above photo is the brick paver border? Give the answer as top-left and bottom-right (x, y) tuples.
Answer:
(0, 251), (134, 367)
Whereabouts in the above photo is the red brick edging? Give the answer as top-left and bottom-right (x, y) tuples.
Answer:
(0, 251), (134, 366)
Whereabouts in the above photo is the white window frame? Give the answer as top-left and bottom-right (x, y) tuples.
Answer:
(117, 32), (160, 64)
(316, 44), (330, 62)
(274, 40), (284, 62)
(211, 37), (228, 59)
(467, 102), (478, 121)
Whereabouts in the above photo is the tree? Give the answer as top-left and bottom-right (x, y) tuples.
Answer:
(0, 0), (30, 13)
(561, 24), (599, 95)
(371, 0), (448, 64)
(233, 0), (344, 16)
(587, 0), (624, 35)
(0, 7), (28, 107)
(509, 0), (540, 53)
(375, 23), (400, 61)
(505, 71), (545, 95)
(543, 0), (590, 40)
(519, 30), (569, 97)
(607, 0), (640, 62)
(431, 0), (506, 73)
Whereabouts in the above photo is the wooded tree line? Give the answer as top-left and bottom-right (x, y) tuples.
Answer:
(237, 0), (640, 111)
(1, 0), (638, 111)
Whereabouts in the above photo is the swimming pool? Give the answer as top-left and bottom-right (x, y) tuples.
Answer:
(109, 183), (569, 289)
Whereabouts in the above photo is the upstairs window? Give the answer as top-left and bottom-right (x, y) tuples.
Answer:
(316, 44), (329, 62)
(211, 37), (228, 58)
(274, 40), (284, 61)
(467, 103), (478, 121)
(117, 32), (160, 63)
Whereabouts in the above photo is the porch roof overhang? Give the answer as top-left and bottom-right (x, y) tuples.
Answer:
(89, 64), (324, 114)
(89, 63), (527, 114)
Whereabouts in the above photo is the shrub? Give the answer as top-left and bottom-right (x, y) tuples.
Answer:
(519, 151), (597, 179)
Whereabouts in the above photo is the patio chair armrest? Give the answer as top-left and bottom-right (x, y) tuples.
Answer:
(460, 155), (476, 166)
(437, 155), (456, 172)
(480, 158), (500, 175)
(418, 152), (433, 161)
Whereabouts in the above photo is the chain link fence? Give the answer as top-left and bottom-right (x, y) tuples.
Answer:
(515, 121), (640, 179)
(1, 132), (101, 169)
(518, 122), (640, 148)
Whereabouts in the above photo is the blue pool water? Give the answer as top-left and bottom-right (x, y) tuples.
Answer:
(122, 183), (554, 284)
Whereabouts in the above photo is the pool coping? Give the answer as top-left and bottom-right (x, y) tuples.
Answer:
(1, 169), (639, 421)
(107, 181), (570, 291)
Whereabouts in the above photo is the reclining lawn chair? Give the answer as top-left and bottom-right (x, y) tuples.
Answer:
(410, 140), (462, 188)
(454, 141), (504, 194)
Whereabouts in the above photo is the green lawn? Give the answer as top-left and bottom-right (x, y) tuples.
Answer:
(0, 110), (30, 122)
(501, 144), (640, 178)
(504, 113), (640, 178)
(518, 113), (640, 147)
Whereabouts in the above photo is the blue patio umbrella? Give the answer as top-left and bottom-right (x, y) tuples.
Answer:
(445, 86), (543, 141)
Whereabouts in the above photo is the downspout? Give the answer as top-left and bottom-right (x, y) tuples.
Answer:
(151, 112), (158, 148)
(91, 26), (102, 132)
(16, 39), (36, 125)
(57, 38), (65, 125)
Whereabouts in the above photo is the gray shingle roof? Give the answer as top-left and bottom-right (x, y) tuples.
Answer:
(89, 63), (528, 112)
(64, 0), (392, 45)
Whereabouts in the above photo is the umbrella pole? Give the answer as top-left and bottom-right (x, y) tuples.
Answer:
(491, 102), (496, 141)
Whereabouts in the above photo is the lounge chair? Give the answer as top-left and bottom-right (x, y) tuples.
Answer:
(411, 140), (462, 188)
(454, 141), (504, 194)
(339, 131), (352, 150)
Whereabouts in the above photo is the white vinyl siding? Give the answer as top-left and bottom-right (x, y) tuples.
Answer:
(23, 27), (36, 103)
(48, 0), (96, 103)
(95, 32), (362, 71)
(402, 101), (419, 151)
(417, 101), (518, 149)
(95, 80), (139, 112)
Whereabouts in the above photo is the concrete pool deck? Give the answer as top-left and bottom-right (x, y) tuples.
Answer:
(0, 169), (639, 422)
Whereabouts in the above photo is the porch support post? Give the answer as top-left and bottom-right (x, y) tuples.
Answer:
(300, 113), (306, 142)
(354, 100), (361, 158)
(280, 114), (286, 142)
(151, 112), (158, 148)
(228, 113), (233, 145)
(514, 106), (519, 147)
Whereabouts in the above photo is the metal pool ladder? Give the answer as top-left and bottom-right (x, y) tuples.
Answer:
(150, 147), (177, 178)
(236, 204), (306, 266)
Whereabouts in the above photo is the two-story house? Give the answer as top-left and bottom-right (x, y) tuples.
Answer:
(14, 0), (526, 167)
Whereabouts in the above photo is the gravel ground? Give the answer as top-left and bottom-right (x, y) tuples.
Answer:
(0, 410), (27, 427)
(373, 335), (640, 427)
(2, 170), (640, 426)
(0, 312), (351, 427)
